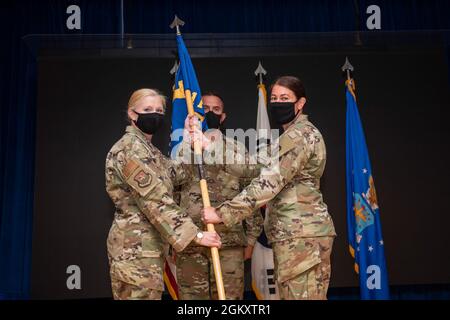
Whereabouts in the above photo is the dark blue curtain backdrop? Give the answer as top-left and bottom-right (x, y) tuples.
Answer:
(358, 0), (450, 30)
(0, 0), (122, 300)
(124, 0), (356, 33)
(0, 0), (449, 300)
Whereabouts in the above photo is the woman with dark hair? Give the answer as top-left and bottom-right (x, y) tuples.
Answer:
(201, 76), (336, 300)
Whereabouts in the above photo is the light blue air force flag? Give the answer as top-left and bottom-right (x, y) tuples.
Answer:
(170, 34), (207, 152)
(345, 78), (390, 300)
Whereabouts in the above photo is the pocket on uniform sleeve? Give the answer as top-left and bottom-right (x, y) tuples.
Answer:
(141, 234), (163, 258)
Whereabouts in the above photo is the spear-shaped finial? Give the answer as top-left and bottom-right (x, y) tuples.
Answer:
(170, 15), (185, 35)
(254, 61), (267, 85)
(169, 60), (179, 76)
(341, 56), (354, 81)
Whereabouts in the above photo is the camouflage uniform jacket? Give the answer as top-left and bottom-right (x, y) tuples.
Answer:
(217, 114), (336, 243)
(105, 126), (199, 265)
(179, 130), (264, 247)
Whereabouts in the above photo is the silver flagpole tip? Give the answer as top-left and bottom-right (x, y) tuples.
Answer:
(170, 15), (185, 30)
(341, 56), (354, 72)
(254, 61), (267, 76)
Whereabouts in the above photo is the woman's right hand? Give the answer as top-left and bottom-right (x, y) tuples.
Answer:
(183, 115), (210, 150)
(194, 231), (222, 248)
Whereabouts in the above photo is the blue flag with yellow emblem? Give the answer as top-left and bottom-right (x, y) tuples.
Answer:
(345, 78), (390, 300)
(170, 34), (207, 152)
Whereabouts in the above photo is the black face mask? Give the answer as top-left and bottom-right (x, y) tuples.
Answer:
(133, 111), (164, 135)
(268, 102), (298, 125)
(205, 112), (222, 129)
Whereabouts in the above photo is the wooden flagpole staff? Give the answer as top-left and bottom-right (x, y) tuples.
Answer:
(170, 15), (226, 300)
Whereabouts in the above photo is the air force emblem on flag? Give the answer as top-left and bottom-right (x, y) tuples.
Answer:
(354, 193), (374, 235)
(354, 174), (379, 236)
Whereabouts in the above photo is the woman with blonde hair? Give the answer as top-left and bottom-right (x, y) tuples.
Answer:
(105, 88), (221, 300)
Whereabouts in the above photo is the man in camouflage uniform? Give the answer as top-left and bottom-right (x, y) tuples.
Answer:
(175, 94), (264, 300)
(106, 109), (220, 300)
(203, 113), (336, 300)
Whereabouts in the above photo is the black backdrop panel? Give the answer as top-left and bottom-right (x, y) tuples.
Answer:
(32, 49), (450, 298)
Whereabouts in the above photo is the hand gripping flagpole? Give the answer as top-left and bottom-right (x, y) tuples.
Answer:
(170, 15), (226, 300)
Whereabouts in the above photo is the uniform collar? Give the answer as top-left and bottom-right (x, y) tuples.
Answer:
(126, 125), (150, 145)
(293, 113), (308, 124)
(281, 113), (308, 138)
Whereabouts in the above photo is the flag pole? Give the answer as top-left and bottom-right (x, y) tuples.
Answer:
(170, 15), (226, 300)
(342, 56), (354, 83)
(254, 61), (267, 85)
(342, 56), (355, 101)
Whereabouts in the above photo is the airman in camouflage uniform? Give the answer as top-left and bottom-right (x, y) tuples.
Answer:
(176, 129), (264, 300)
(205, 114), (336, 300)
(106, 125), (204, 300)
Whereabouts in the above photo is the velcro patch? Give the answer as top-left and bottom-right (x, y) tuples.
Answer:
(133, 170), (152, 188)
(279, 135), (297, 157)
(125, 160), (155, 197)
(287, 130), (299, 139)
(279, 129), (304, 157)
(123, 160), (140, 178)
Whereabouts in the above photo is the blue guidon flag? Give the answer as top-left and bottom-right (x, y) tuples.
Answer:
(163, 30), (207, 299)
(170, 33), (207, 153)
(345, 77), (390, 300)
